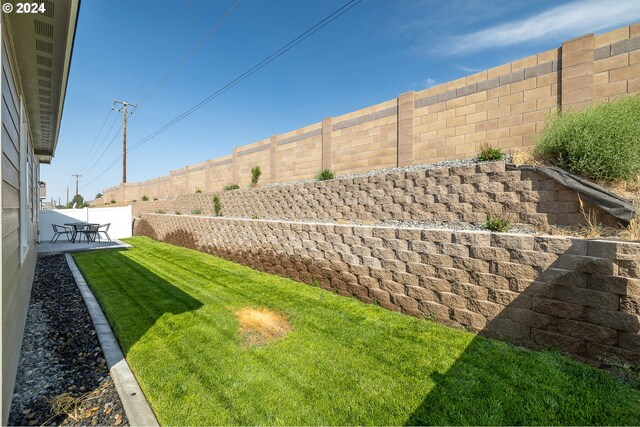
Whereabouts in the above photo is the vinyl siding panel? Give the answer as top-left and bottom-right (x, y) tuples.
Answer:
(1, 38), (38, 423)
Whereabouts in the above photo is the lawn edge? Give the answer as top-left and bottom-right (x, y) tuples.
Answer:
(65, 253), (160, 427)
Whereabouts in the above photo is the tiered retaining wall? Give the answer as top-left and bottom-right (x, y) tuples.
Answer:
(121, 162), (618, 228)
(134, 214), (640, 365)
(101, 23), (640, 203)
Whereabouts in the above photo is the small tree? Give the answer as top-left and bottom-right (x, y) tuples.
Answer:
(251, 166), (262, 186)
(95, 192), (103, 199)
(212, 195), (222, 216)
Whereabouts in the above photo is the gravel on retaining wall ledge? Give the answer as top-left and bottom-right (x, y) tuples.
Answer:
(116, 159), (622, 230)
(135, 214), (640, 366)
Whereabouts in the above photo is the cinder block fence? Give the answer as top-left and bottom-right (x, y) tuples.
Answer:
(101, 23), (640, 203)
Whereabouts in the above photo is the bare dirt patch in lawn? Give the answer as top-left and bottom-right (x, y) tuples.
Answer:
(235, 307), (291, 347)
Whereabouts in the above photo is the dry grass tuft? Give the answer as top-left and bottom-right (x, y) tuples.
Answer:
(235, 307), (291, 347)
(623, 193), (640, 241)
(45, 381), (111, 424)
(512, 147), (545, 166)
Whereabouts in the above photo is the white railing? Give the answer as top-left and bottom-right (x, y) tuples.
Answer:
(39, 206), (133, 242)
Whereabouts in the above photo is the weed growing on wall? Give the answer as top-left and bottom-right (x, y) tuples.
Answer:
(477, 144), (505, 162)
(195, 187), (202, 193)
(110, 199), (116, 204)
(483, 217), (511, 232)
(155, 209), (166, 214)
(213, 196), (222, 216)
(536, 95), (640, 181)
(251, 166), (262, 186)
(142, 195), (149, 201)
(316, 169), (335, 181)
(191, 208), (202, 215)
(224, 184), (240, 191)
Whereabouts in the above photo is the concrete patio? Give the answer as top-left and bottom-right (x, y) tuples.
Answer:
(38, 239), (131, 255)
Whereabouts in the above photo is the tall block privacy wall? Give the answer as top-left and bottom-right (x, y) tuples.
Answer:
(101, 23), (640, 203)
(134, 215), (640, 366)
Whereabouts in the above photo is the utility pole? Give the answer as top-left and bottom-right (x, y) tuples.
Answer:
(113, 100), (137, 184)
(66, 187), (69, 205)
(72, 174), (82, 196)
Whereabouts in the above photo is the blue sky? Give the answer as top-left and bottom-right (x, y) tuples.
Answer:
(44, 0), (640, 203)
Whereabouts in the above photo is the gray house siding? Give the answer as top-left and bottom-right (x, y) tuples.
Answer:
(1, 36), (40, 423)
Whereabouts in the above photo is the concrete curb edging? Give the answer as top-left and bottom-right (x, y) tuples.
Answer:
(65, 254), (159, 426)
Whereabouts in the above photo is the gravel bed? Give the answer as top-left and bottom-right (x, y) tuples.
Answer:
(265, 156), (514, 188)
(9, 255), (128, 426)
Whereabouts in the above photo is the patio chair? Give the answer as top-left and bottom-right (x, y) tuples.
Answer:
(97, 223), (111, 242)
(78, 224), (100, 243)
(50, 224), (72, 244)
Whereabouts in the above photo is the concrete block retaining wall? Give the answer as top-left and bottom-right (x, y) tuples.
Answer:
(134, 214), (640, 365)
(123, 162), (617, 228)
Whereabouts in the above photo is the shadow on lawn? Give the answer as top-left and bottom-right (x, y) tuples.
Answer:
(88, 249), (204, 355)
(404, 240), (640, 425)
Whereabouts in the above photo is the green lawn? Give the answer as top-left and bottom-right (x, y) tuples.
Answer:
(73, 237), (640, 426)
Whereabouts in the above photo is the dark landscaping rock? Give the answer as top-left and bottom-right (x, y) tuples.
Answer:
(8, 254), (128, 426)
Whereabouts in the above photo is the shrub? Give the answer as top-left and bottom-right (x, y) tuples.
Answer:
(251, 166), (262, 186)
(483, 217), (511, 232)
(175, 211), (182, 215)
(477, 144), (505, 162)
(95, 192), (103, 199)
(141, 195), (149, 201)
(316, 169), (335, 181)
(110, 199), (116, 204)
(535, 95), (640, 181)
(224, 184), (240, 191)
(213, 196), (222, 216)
(195, 187), (202, 193)
(155, 209), (166, 214)
(250, 214), (259, 219)
(191, 208), (202, 215)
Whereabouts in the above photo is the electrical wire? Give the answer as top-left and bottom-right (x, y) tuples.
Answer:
(136, 0), (242, 108)
(83, 0), (361, 188)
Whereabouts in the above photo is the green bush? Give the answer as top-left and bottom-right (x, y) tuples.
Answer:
(110, 199), (116, 204)
(483, 217), (511, 232)
(212, 196), (221, 216)
(316, 169), (335, 181)
(535, 95), (640, 181)
(142, 195), (149, 201)
(191, 208), (202, 215)
(477, 144), (504, 162)
(224, 184), (240, 191)
(251, 166), (262, 186)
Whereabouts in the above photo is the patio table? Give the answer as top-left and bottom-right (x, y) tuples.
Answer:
(64, 222), (100, 243)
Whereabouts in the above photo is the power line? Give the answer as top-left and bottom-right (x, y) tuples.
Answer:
(126, 0), (216, 101)
(136, 0), (242, 107)
(78, 0), (194, 175)
(129, 0), (361, 153)
(81, 0), (237, 181)
(83, 0), (361, 188)
(115, 0), (193, 102)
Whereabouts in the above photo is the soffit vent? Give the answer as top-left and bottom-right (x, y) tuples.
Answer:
(35, 39), (53, 54)
(38, 88), (51, 97)
(37, 55), (52, 67)
(43, 0), (54, 18)
(34, 20), (54, 38)
(38, 68), (52, 78)
(38, 79), (51, 88)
